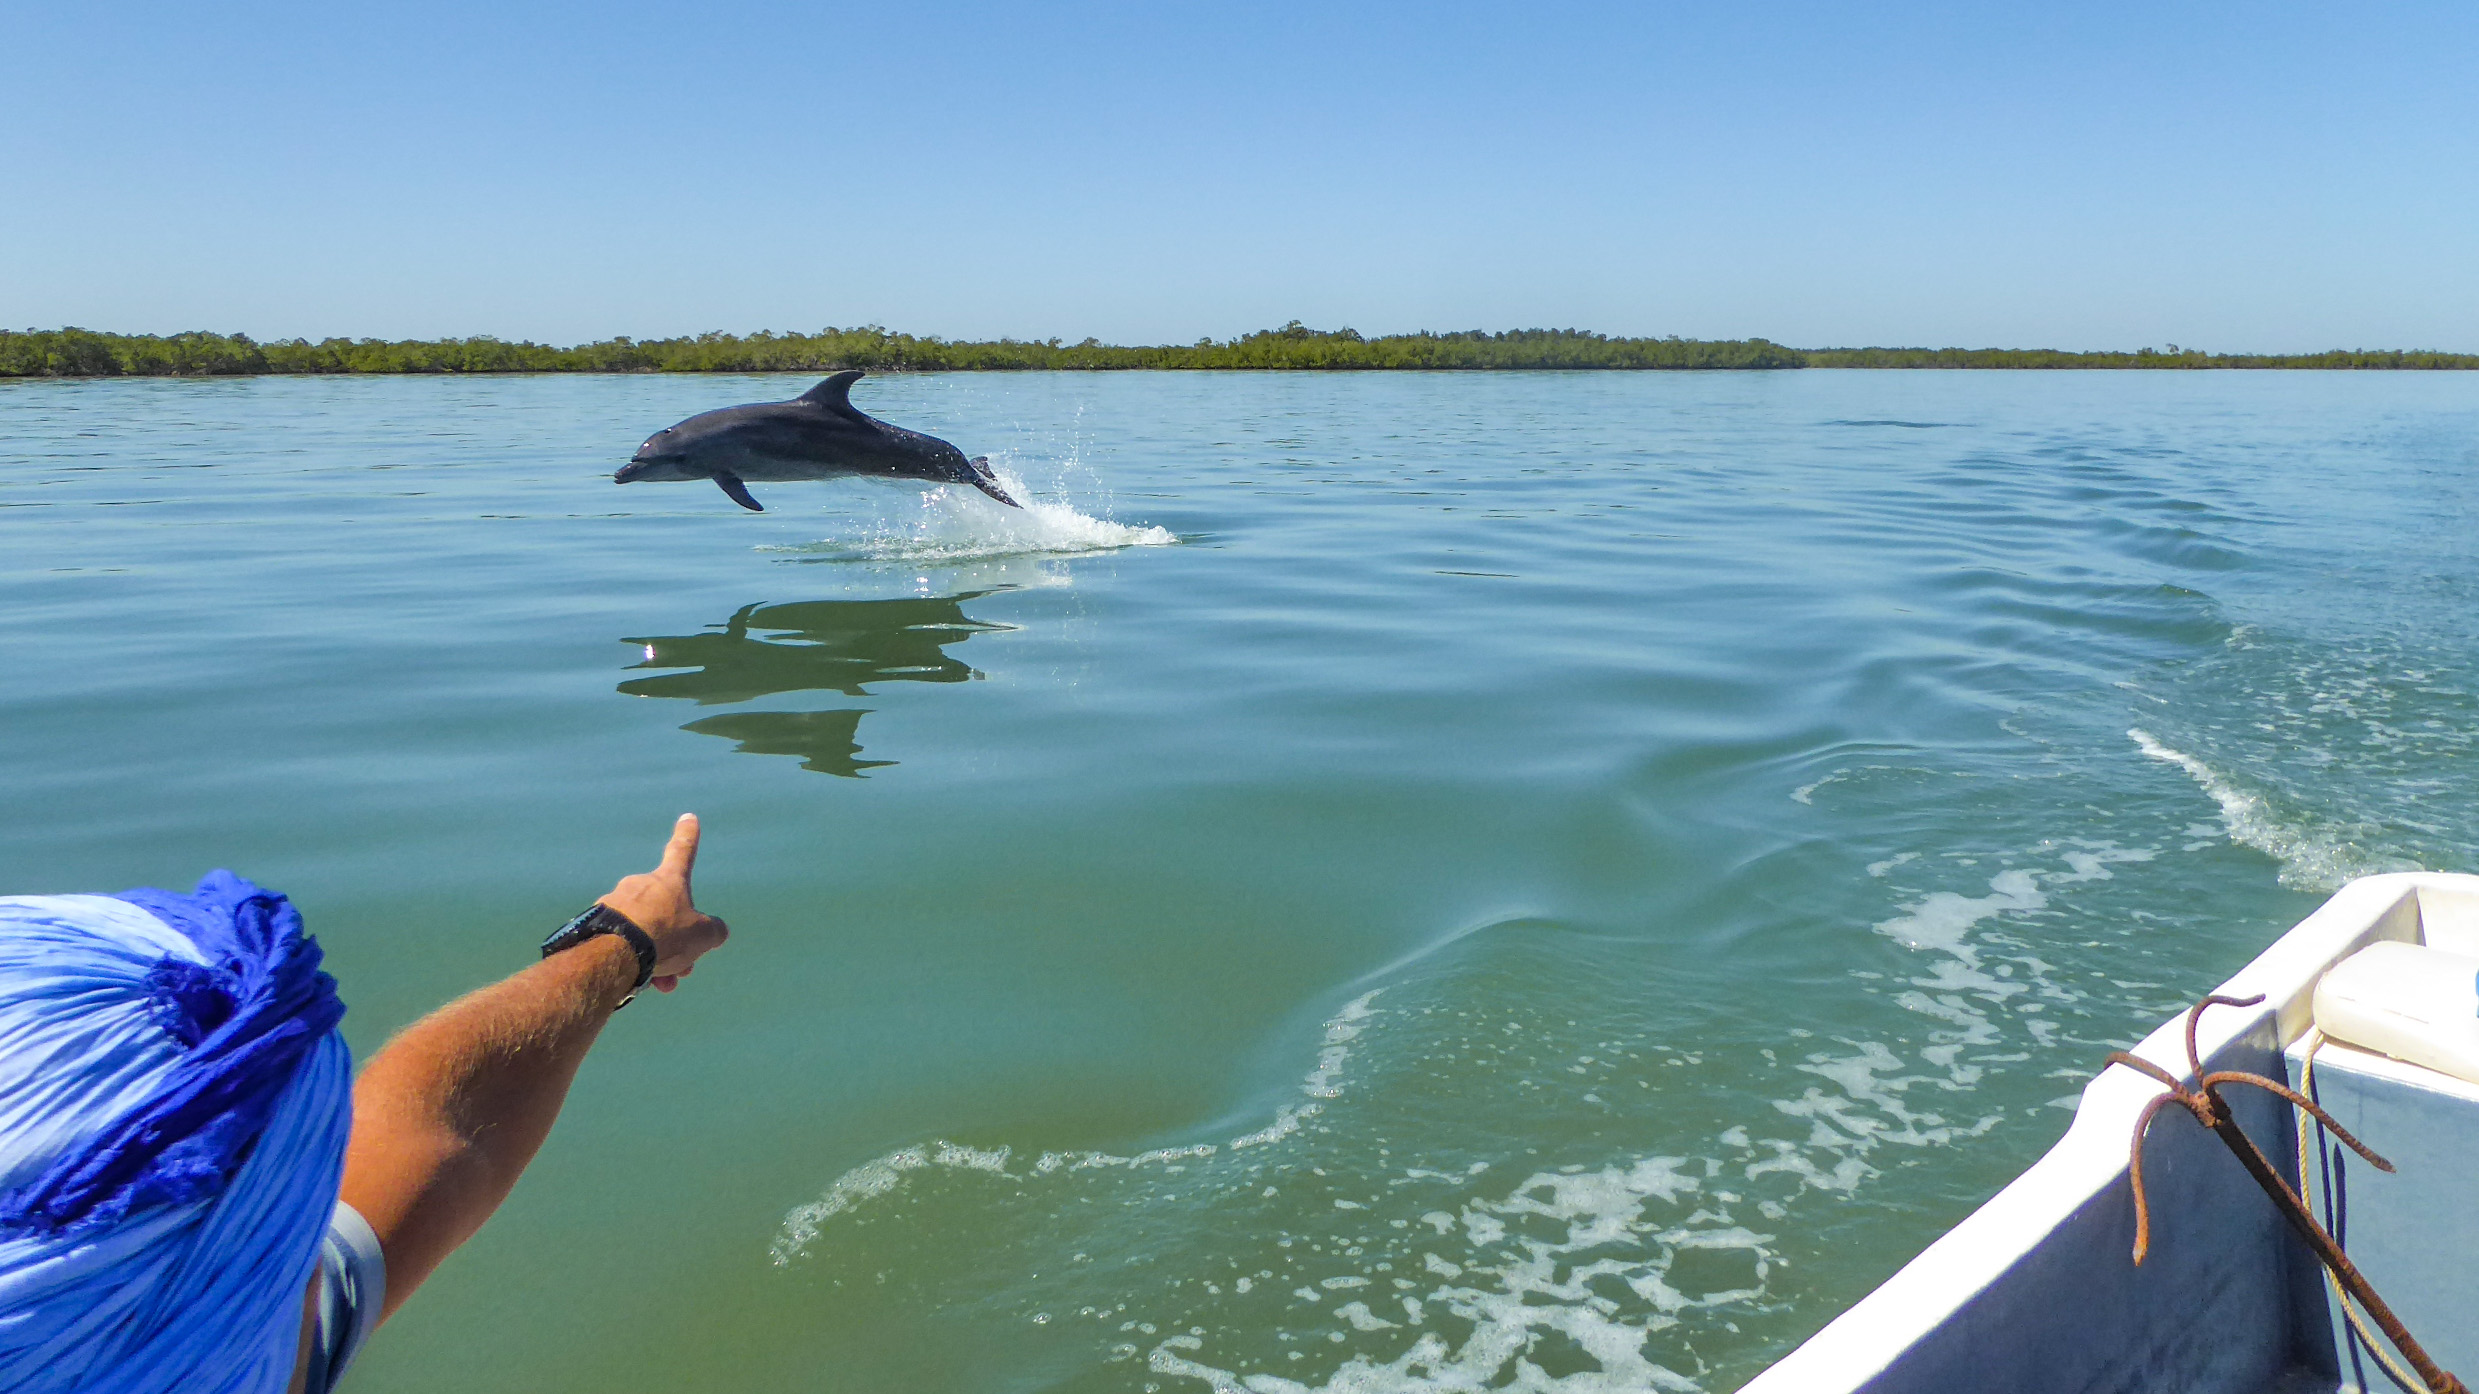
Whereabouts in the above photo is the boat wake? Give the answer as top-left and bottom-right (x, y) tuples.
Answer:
(766, 930), (1994, 1394)
(2129, 727), (2420, 891)
(770, 992), (1384, 1267)
(1147, 1151), (1736, 1394)
(768, 984), (1808, 1393)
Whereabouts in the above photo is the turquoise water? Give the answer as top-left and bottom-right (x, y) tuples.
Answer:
(5, 370), (2476, 1392)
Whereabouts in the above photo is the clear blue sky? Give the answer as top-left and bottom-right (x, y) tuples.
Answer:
(6, 2), (2474, 351)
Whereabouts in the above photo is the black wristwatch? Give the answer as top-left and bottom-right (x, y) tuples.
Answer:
(542, 904), (658, 1009)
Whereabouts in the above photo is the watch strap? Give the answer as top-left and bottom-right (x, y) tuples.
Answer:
(542, 904), (658, 1009)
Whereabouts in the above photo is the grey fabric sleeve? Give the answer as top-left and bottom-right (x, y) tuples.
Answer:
(302, 1200), (388, 1394)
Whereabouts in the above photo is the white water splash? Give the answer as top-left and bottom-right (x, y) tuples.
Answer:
(760, 457), (1174, 563)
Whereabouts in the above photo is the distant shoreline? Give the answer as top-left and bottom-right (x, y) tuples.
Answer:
(7, 324), (2474, 377)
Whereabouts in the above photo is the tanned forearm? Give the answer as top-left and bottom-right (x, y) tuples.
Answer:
(323, 815), (727, 1338)
(339, 934), (639, 1318)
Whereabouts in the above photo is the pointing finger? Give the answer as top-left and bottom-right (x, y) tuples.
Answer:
(658, 812), (701, 882)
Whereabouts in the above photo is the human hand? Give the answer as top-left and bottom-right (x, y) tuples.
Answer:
(597, 814), (730, 993)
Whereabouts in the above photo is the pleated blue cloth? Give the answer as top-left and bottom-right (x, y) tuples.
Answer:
(0, 872), (351, 1394)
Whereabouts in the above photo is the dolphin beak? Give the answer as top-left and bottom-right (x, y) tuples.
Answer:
(614, 460), (649, 484)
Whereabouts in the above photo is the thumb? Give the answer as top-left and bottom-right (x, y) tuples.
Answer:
(657, 813), (701, 883)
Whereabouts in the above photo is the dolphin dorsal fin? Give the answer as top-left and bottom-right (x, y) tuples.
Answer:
(797, 370), (867, 419)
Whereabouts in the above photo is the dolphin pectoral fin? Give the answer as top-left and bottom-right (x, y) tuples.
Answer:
(796, 370), (868, 420)
(964, 456), (1022, 508)
(714, 471), (765, 512)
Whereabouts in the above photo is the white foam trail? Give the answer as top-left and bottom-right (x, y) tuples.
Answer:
(770, 991), (1384, 1263)
(2052, 844), (2156, 884)
(1859, 840), (2162, 1103)
(768, 1142), (1012, 1265)
(1872, 870), (2044, 966)
(2129, 728), (2411, 890)
(1300, 991), (1381, 1099)
(1871, 840), (2153, 968)
(1149, 1155), (1727, 1394)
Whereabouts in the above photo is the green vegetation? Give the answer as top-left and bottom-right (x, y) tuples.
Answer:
(3, 323), (2472, 377)
(0, 324), (1802, 377)
(1801, 344), (2479, 369)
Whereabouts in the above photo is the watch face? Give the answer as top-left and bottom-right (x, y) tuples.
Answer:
(541, 907), (655, 993)
(541, 908), (603, 957)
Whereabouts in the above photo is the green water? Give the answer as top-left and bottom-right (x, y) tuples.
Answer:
(5, 370), (2475, 1391)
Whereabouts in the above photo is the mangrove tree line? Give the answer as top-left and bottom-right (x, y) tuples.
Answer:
(3, 323), (2471, 377)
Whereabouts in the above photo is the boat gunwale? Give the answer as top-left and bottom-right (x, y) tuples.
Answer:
(1744, 871), (2478, 1393)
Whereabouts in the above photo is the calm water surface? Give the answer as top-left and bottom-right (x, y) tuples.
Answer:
(5, 370), (2476, 1392)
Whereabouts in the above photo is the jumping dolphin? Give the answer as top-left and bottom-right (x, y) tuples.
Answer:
(616, 370), (1020, 512)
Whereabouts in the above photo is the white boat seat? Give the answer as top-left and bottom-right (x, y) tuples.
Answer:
(2313, 940), (2479, 1086)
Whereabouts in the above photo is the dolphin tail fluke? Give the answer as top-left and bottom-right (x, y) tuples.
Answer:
(714, 471), (764, 512)
(964, 456), (1022, 508)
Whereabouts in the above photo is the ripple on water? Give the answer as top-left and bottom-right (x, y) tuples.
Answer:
(6, 371), (2477, 1393)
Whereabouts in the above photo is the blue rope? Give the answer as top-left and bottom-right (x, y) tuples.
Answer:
(0, 874), (352, 1394)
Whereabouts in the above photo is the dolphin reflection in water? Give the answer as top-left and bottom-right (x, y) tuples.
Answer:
(616, 370), (1020, 512)
(620, 593), (1011, 777)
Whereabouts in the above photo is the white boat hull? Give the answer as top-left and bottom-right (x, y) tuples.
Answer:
(1745, 873), (2479, 1394)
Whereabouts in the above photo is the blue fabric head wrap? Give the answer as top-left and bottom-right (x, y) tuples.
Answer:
(0, 872), (351, 1394)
